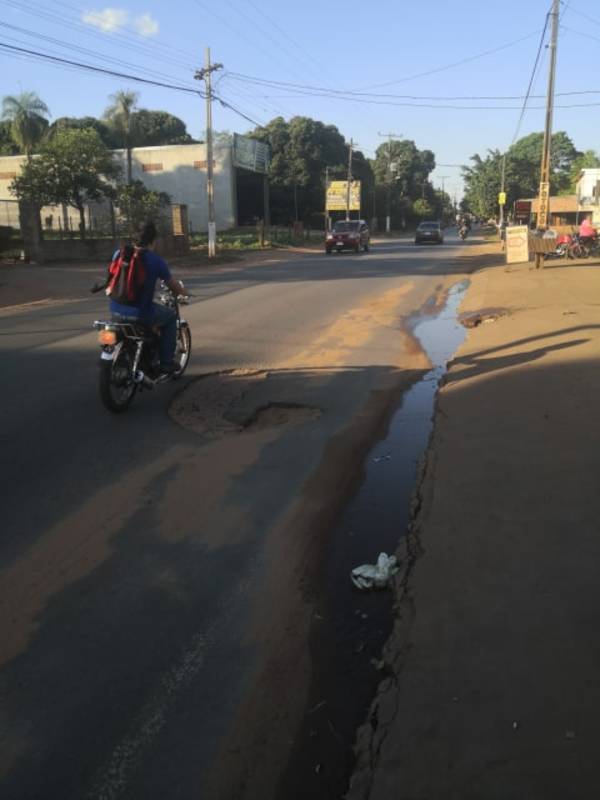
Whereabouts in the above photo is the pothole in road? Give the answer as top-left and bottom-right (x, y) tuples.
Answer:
(241, 402), (322, 431)
(170, 369), (322, 437)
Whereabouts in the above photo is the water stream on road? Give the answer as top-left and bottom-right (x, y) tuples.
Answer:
(277, 279), (469, 799)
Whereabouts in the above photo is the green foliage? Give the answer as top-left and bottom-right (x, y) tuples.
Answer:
(250, 116), (367, 223)
(115, 180), (171, 236)
(130, 109), (194, 146)
(104, 90), (138, 183)
(0, 120), (20, 155)
(11, 128), (121, 237)
(1, 91), (50, 155)
(412, 198), (434, 220)
(372, 139), (437, 226)
(48, 116), (118, 148)
(567, 149), (600, 194)
(462, 131), (581, 218)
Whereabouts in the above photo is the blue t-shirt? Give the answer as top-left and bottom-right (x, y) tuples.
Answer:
(109, 249), (172, 318)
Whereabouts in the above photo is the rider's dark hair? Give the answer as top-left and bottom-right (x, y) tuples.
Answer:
(137, 221), (157, 248)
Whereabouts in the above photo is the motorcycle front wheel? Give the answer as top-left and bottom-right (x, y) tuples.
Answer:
(99, 344), (137, 413)
(173, 323), (192, 378)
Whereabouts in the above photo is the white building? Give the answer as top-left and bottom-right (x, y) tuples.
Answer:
(576, 168), (600, 223)
(0, 139), (266, 232)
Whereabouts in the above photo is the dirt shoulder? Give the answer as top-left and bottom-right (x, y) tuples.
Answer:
(348, 257), (600, 798)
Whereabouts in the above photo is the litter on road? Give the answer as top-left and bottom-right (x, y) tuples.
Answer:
(351, 553), (399, 590)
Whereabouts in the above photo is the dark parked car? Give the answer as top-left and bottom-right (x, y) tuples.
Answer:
(415, 221), (444, 245)
(326, 219), (370, 254)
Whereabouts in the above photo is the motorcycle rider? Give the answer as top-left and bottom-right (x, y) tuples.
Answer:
(109, 221), (186, 374)
(579, 216), (598, 243)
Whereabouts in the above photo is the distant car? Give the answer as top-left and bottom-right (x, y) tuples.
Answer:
(326, 219), (370, 254)
(415, 221), (444, 245)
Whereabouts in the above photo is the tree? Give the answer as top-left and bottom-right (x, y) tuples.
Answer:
(0, 120), (20, 155)
(462, 131), (581, 219)
(567, 149), (600, 194)
(251, 116), (348, 223)
(115, 179), (171, 236)
(1, 92), (50, 158)
(412, 198), (434, 220)
(104, 90), (138, 184)
(373, 139), (436, 227)
(130, 110), (194, 146)
(11, 128), (121, 237)
(47, 116), (118, 148)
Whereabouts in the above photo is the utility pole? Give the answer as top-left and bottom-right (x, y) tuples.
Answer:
(535, 0), (560, 268)
(499, 154), (507, 228)
(439, 176), (449, 219)
(378, 131), (402, 234)
(195, 47), (223, 258)
(325, 165), (330, 232)
(345, 138), (353, 221)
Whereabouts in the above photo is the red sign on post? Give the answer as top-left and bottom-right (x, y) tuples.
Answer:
(514, 200), (532, 225)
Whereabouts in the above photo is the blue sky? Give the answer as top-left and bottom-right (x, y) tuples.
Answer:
(0, 0), (598, 198)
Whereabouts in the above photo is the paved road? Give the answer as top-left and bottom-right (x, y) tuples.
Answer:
(0, 233), (476, 800)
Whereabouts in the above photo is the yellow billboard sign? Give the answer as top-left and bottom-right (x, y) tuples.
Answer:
(326, 180), (361, 211)
(498, 191), (506, 206)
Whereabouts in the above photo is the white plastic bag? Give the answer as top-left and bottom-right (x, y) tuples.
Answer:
(351, 553), (399, 590)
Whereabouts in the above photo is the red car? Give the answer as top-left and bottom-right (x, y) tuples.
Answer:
(325, 220), (370, 254)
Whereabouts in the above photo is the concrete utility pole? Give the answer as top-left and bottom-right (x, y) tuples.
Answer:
(195, 47), (223, 258)
(535, 0), (560, 268)
(325, 165), (330, 232)
(346, 138), (353, 221)
(499, 153), (507, 228)
(378, 131), (402, 234)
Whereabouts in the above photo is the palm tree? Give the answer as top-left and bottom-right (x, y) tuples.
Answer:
(1, 92), (50, 158)
(104, 90), (138, 185)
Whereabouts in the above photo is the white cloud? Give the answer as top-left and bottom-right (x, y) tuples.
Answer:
(133, 13), (159, 37)
(81, 7), (129, 33)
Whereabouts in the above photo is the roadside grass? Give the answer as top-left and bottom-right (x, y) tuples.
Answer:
(190, 226), (325, 251)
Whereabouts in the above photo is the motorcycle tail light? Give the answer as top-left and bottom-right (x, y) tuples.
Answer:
(99, 329), (117, 346)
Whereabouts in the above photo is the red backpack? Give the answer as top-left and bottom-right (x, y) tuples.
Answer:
(105, 245), (146, 305)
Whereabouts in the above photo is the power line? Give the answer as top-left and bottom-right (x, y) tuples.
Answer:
(0, 38), (267, 130)
(213, 93), (265, 128)
(359, 30), (543, 90)
(224, 71), (600, 102)
(561, 23), (600, 47)
(221, 0), (312, 84)
(46, 0), (201, 63)
(192, 0), (308, 88)
(244, 0), (328, 77)
(563, 3), (600, 27)
(1, 0), (198, 74)
(0, 40), (202, 94)
(0, 20), (198, 88)
(510, 10), (551, 145)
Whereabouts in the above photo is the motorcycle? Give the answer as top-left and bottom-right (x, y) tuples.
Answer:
(459, 225), (469, 240)
(544, 232), (573, 260)
(92, 281), (192, 413)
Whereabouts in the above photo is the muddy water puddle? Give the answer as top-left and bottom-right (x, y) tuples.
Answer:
(277, 280), (469, 799)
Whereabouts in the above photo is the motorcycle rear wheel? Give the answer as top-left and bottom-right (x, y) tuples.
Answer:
(99, 345), (137, 413)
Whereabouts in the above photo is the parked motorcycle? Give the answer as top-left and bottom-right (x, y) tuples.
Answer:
(544, 232), (573, 260)
(92, 281), (192, 413)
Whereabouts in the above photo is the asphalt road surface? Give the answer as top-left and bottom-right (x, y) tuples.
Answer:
(0, 232), (479, 800)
